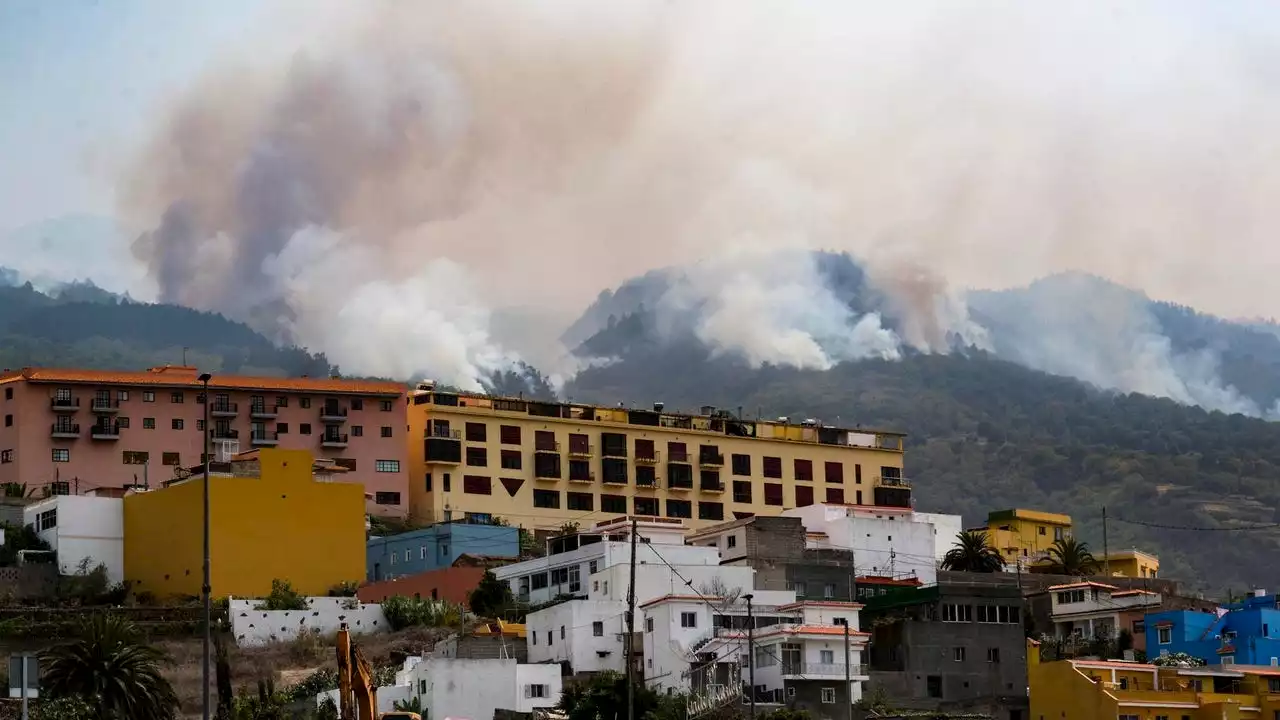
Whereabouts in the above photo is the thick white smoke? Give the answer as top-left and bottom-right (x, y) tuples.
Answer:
(116, 0), (1280, 405)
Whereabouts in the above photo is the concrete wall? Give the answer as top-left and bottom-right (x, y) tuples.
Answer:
(527, 599), (627, 673)
(124, 449), (366, 598)
(357, 566), (486, 605)
(229, 596), (388, 647)
(402, 658), (561, 719)
(24, 495), (124, 584)
(0, 565), (57, 600)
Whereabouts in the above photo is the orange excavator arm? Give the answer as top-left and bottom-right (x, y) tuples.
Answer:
(336, 623), (379, 719)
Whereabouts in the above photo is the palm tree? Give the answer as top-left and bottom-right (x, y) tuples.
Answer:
(42, 614), (179, 720)
(941, 530), (1006, 572)
(1047, 537), (1099, 576)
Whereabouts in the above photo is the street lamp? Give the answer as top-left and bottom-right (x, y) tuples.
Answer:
(198, 372), (212, 720)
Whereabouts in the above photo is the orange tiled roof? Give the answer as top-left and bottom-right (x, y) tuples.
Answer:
(1110, 589), (1159, 598)
(756, 625), (871, 639)
(1048, 581), (1119, 591)
(777, 600), (865, 610)
(6, 366), (405, 395)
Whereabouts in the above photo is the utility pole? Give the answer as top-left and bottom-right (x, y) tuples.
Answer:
(626, 517), (638, 720)
(1102, 506), (1110, 577)
(199, 372), (212, 720)
(836, 617), (852, 720)
(744, 593), (756, 720)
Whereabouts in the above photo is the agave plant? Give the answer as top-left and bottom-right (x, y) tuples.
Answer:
(41, 614), (178, 720)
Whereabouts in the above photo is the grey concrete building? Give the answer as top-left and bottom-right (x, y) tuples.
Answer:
(862, 573), (1028, 720)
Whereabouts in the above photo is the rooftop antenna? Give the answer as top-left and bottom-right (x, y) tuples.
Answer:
(182, 346), (189, 365)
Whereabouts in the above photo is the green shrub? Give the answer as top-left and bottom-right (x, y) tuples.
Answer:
(255, 579), (308, 611)
(381, 595), (465, 631)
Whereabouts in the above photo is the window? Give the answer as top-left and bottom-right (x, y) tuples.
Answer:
(731, 453), (751, 476)
(533, 489), (560, 509)
(525, 684), (549, 699)
(732, 481), (752, 504)
(142, 391), (155, 403)
(824, 584), (835, 599)
(196, 419), (204, 431)
(143, 417), (155, 429)
(666, 499), (692, 518)
(762, 456), (782, 478)
(530, 573), (548, 590)
(820, 688), (836, 704)
(2, 388), (10, 400)
(825, 487), (844, 504)
(272, 422), (288, 435)
(500, 425), (521, 445)
(375, 492), (401, 505)
(37, 509), (57, 531)
(350, 398), (362, 411)
(0, 450), (11, 464)
(941, 604), (973, 622)
(698, 501), (723, 521)
(589, 560), (598, 574)
(501, 450), (522, 470)
(1133, 620), (1145, 634)
(375, 460), (401, 473)
(727, 535), (737, 549)
(820, 650), (834, 665)
(300, 423), (312, 435)
(171, 392), (184, 403)
(977, 606), (999, 623)
(987, 647), (1000, 663)
(380, 400), (394, 412)
(681, 612), (697, 628)
(1158, 626), (1172, 644)
(1038, 526), (1046, 536)
(593, 621), (604, 637)
(352, 426), (363, 437)
(171, 418), (184, 430)
(276, 396), (289, 408)
(824, 461), (843, 483)
(855, 464), (862, 484)
(380, 426), (393, 438)
(567, 492), (593, 511)
(466, 447), (488, 467)
(953, 647), (967, 662)
(634, 496), (659, 516)
(927, 676), (942, 699)
(601, 494), (627, 514)
(795, 485), (814, 507)
(3, 415), (10, 427)
(296, 397), (308, 409)
(52, 448), (69, 462)
(793, 458), (814, 481)
(1054, 526), (1064, 540)
(464, 476), (492, 495)
(764, 483), (784, 506)
(646, 617), (654, 632)
(162, 452), (180, 466)
(560, 625), (565, 640)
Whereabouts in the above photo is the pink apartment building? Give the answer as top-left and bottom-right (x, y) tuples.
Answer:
(0, 365), (410, 516)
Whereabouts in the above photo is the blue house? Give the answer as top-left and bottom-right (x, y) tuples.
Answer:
(367, 521), (519, 582)
(1145, 593), (1280, 665)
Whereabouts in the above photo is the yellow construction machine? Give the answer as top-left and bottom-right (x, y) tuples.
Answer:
(335, 623), (422, 720)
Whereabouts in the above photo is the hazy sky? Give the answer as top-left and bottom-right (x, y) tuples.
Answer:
(0, 0), (263, 232)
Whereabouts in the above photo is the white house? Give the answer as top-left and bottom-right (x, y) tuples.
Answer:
(494, 516), (715, 605)
(783, 504), (959, 585)
(23, 495), (124, 584)
(914, 511), (963, 561)
(1046, 581), (1163, 641)
(643, 593), (870, 710)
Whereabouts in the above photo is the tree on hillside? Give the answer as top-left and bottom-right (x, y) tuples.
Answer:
(940, 530), (1005, 573)
(41, 615), (179, 720)
(1047, 537), (1099, 576)
(470, 570), (515, 618)
(557, 671), (684, 720)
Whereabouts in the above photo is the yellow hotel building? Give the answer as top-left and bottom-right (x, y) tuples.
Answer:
(406, 385), (908, 530)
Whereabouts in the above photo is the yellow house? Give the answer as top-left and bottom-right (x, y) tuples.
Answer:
(985, 508), (1073, 562)
(123, 448), (366, 598)
(1029, 641), (1280, 720)
(1099, 549), (1161, 579)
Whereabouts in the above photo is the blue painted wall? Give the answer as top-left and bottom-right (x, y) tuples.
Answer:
(367, 522), (518, 582)
(1146, 594), (1280, 665)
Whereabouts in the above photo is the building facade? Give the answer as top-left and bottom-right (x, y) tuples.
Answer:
(983, 508), (1073, 564)
(861, 573), (1028, 720)
(1146, 592), (1280, 665)
(0, 366), (409, 515)
(1043, 581), (1163, 642)
(366, 521), (518, 582)
(23, 494), (124, 584)
(123, 448), (366, 597)
(405, 385), (907, 529)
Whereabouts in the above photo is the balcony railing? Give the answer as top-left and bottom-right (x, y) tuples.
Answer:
(876, 475), (911, 489)
(668, 478), (693, 490)
(635, 475), (658, 488)
(50, 398), (80, 412)
(425, 427), (462, 440)
(780, 662), (869, 678)
(211, 428), (240, 440)
(249, 404), (279, 419)
(210, 402), (238, 417)
(699, 453), (725, 467)
(251, 431), (279, 445)
(567, 444), (594, 459)
(668, 450), (690, 463)
(603, 475), (628, 485)
(89, 398), (119, 413)
(700, 480), (725, 493)
(90, 423), (121, 440)
(535, 441), (561, 453)
(569, 473), (596, 483)
(636, 450), (661, 465)
(321, 433), (349, 448)
(320, 406), (347, 422)
(50, 423), (80, 438)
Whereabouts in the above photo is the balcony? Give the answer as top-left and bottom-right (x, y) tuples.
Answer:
(50, 398), (80, 412)
(635, 475), (658, 489)
(781, 663), (869, 680)
(211, 428), (240, 441)
(320, 406), (347, 423)
(603, 475), (628, 486)
(89, 398), (119, 414)
(700, 480), (725, 493)
(535, 441), (561, 454)
(876, 475), (911, 489)
(321, 433), (349, 448)
(668, 450), (690, 464)
(50, 423), (80, 439)
(90, 423), (121, 440)
(210, 402), (238, 417)
(425, 429), (462, 464)
(699, 453), (725, 468)
(567, 444), (594, 459)
(668, 477), (693, 491)
(569, 473), (596, 484)
(636, 450), (661, 465)
(249, 404), (279, 420)
(251, 431), (279, 446)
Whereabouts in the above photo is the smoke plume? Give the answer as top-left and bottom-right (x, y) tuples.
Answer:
(121, 1), (1280, 399)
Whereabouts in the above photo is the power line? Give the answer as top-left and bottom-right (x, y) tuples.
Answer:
(1112, 516), (1280, 532)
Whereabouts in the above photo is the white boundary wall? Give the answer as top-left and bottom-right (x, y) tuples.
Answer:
(229, 596), (388, 647)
